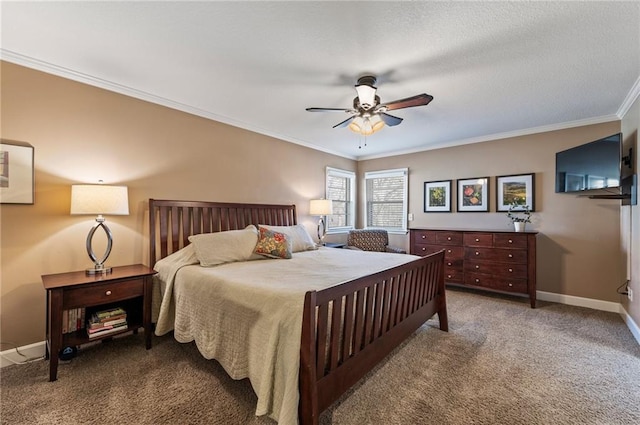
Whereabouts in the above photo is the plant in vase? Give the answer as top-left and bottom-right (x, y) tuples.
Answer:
(506, 200), (531, 232)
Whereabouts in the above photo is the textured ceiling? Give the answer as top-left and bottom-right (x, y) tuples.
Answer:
(2, 1), (639, 160)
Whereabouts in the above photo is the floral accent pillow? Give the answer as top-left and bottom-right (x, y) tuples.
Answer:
(254, 226), (292, 259)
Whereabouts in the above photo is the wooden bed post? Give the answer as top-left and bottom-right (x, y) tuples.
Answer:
(299, 291), (319, 425)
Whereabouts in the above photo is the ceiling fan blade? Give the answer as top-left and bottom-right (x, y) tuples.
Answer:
(306, 107), (353, 113)
(379, 112), (403, 127)
(381, 93), (434, 111)
(333, 116), (356, 128)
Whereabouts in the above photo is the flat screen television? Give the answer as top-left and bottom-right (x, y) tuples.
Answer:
(555, 133), (622, 193)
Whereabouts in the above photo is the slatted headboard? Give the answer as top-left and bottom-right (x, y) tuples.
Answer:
(149, 199), (297, 266)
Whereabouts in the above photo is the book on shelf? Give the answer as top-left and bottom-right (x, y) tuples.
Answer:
(62, 308), (86, 334)
(87, 323), (128, 339)
(94, 307), (126, 320)
(88, 317), (127, 330)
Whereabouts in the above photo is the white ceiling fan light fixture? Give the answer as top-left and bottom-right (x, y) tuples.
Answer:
(306, 74), (433, 143)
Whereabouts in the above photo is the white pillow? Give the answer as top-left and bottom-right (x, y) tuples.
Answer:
(188, 225), (259, 267)
(259, 224), (317, 252)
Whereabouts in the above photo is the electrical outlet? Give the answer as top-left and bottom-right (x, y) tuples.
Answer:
(408, 213), (414, 221)
(628, 287), (633, 302)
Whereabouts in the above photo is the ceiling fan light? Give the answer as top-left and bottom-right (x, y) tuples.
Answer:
(355, 84), (376, 109)
(348, 117), (364, 133)
(369, 114), (385, 133)
(348, 115), (385, 136)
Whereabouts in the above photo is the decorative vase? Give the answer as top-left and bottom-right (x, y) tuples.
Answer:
(514, 222), (526, 232)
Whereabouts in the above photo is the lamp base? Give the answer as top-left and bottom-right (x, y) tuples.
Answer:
(85, 265), (112, 275)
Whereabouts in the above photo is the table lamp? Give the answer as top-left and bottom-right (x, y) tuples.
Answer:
(309, 199), (333, 245)
(70, 183), (129, 274)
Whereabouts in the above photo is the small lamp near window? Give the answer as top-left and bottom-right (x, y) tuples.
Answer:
(70, 183), (129, 275)
(309, 199), (333, 245)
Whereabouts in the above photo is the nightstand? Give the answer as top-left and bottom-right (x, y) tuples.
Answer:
(42, 264), (156, 381)
(324, 242), (346, 248)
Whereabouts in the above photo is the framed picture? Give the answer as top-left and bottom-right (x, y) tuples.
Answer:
(0, 140), (34, 204)
(496, 173), (535, 212)
(423, 180), (452, 212)
(457, 177), (489, 212)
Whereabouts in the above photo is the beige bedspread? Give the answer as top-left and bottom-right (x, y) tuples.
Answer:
(153, 246), (419, 425)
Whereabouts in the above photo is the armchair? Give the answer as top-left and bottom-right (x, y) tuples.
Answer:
(346, 229), (406, 254)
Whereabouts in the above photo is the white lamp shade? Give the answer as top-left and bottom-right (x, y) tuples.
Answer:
(355, 84), (377, 109)
(309, 199), (333, 216)
(70, 185), (129, 215)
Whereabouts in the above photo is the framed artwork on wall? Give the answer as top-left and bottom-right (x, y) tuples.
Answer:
(496, 173), (535, 212)
(457, 177), (489, 212)
(423, 180), (452, 212)
(0, 140), (34, 205)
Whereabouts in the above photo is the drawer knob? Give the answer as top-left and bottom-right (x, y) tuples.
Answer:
(447, 275), (452, 278)
(447, 262), (452, 266)
(475, 278), (480, 283)
(475, 265), (480, 269)
(508, 268), (513, 273)
(105, 290), (112, 296)
(447, 237), (451, 241)
(475, 251), (479, 256)
(508, 283), (513, 287)
(421, 235), (426, 239)
(508, 254), (513, 258)
(421, 247), (426, 251)
(475, 238), (479, 242)
(447, 249), (451, 253)
(508, 239), (513, 244)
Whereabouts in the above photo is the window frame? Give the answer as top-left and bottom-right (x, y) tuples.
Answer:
(325, 167), (356, 233)
(364, 168), (408, 234)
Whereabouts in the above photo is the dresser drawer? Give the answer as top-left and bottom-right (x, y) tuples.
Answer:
(63, 278), (144, 308)
(464, 261), (527, 278)
(444, 267), (464, 283)
(465, 247), (527, 264)
(412, 243), (440, 256)
(463, 233), (493, 247)
(464, 273), (528, 293)
(435, 231), (463, 246)
(412, 230), (436, 245)
(494, 233), (528, 249)
(413, 244), (464, 259)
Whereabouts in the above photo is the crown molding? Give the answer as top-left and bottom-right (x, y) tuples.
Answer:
(617, 75), (640, 119)
(0, 50), (356, 160)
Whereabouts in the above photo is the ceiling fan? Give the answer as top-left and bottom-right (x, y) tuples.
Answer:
(306, 75), (433, 136)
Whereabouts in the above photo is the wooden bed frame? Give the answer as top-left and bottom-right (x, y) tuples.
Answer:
(149, 199), (448, 425)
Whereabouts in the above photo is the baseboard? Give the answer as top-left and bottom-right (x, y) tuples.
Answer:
(0, 340), (46, 368)
(619, 305), (640, 345)
(537, 291), (620, 313)
(537, 291), (639, 345)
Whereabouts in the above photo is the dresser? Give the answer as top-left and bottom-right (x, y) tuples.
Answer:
(410, 229), (537, 308)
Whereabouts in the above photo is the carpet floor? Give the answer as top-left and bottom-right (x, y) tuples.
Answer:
(2, 288), (639, 424)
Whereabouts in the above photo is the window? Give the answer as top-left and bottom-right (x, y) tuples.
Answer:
(325, 167), (355, 232)
(364, 168), (408, 233)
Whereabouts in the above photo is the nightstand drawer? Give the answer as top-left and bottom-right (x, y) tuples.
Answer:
(63, 279), (144, 308)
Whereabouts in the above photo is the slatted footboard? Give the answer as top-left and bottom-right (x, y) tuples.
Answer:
(298, 250), (447, 425)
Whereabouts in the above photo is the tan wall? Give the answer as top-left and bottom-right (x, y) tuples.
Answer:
(0, 61), (633, 348)
(0, 62), (355, 346)
(621, 94), (640, 326)
(359, 122), (625, 304)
